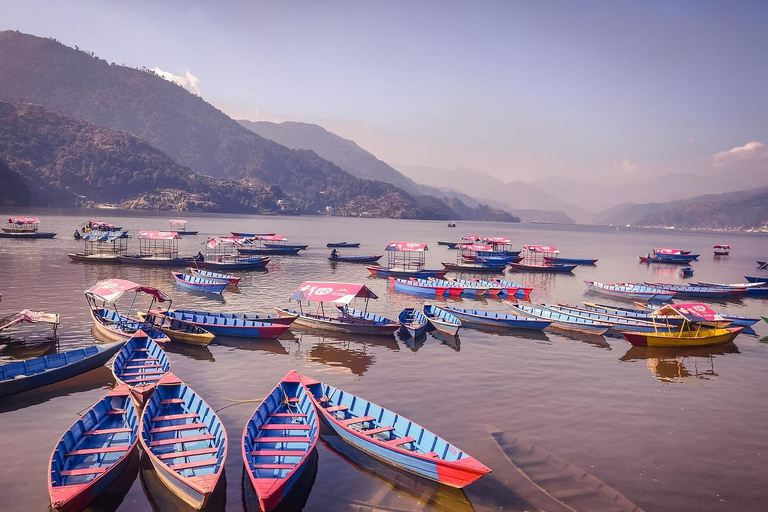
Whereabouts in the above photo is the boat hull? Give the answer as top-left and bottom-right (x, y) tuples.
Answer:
(90, 309), (170, 345)
(161, 311), (291, 339)
(117, 255), (194, 266)
(367, 265), (448, 279)
(329, 255), (383, 263)
(390, 278), (462, 297)
(238, 247), (301, 255)
(276, 308), (398, 336)
(0, 231), (57, 238)
(509, 262), (576, 273)
(639, 256), (694, 265)
(195, 258), (269, 270)
(327, 242), (360, 248)
(543, 256), (597, 265)
(172, 273), (228, 294)
(623, 327), (742, 347)
(585, 282), (676, 302)
(67, 253), (122, 263)
(444, 307), (551, 331)
(441, 262), (506, 273)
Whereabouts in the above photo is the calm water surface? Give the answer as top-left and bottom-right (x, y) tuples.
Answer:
(1, 210), (767, 512)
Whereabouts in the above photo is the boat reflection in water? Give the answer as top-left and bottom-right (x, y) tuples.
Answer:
(293, 331), (400, 377)
(163, 340), (216, 362)
(140, 454), (226, 512)
(620, 343), (740, 383)
(320, 431), (476, 512)
(429, 330), (461, 351)
(82, 449), (140, 512)
(242, 449), (318, 512)
(211, 334), (289, 355)
(0, 339), (57, 359)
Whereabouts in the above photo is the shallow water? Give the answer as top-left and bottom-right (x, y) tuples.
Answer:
(0, 209), (766, 512)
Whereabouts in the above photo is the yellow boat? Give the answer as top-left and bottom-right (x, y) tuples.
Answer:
(622, 302), (742, 347)
(137, 311), (214, 347)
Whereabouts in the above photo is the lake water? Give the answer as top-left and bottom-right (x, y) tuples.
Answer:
(1, 209), (766, 512)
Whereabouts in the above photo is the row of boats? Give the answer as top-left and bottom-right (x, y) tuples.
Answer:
(586, 280), (768, 301)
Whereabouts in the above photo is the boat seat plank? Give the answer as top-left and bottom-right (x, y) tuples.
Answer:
(124, 364), (164, 369)
(84, 428), (132, 435)
(423, 451), (439, 458)
(341, 415), (375, 426)
(159, 398), (185, 405)
(362, 426), (394, 436)
(325, 405), (348, 413)
(382, 436), (415, 447)
(259, 424), (310, 431)
(151, 413), (199, 422)
(149, 434), (214, 447)
(157, 447), (219, 460)
(252, 437), (311, 443)
(268, 413), (307, 418)
(253, 463), (295, 470)
(119, 370), (167, 377)
(251, 450), (306, 457)
(133, 348), (149, 352)
(150, 422), (205, 434)
(129, 358), (159, 362)
(169, 458), (218, 471)
(66, 445), (129, 456)
(59, 467), (108, 477)
(105, 409), (126, 416)
(123, 377), (162, 384)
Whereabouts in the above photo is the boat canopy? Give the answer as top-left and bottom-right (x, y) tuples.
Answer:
(0, 310), (60, 332)
(653, 248), (684, 255)
(88, 220), (116, 229)
(289, 281), (379, 303)
(385, 241), (428, 252)
(207, 236), (244, 248)
(651, 303), (725, 323)
(83, 230), (127, 242)
(135, 230), (182, 240)
(483, 237), (511, 244)
(85, 279), (169, 303)
(255, 234), (287, 241)
(713, 245), (730, 249)
(459, 244), (494, 252)
(460, 235), (480, 241)
(7, 217), (39, 224)
(170, 219), (187, 224)
(523, 245), (559, 254)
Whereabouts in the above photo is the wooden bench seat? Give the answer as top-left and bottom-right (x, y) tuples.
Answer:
(250, 450), (306, 457)
(66, 446), (129, 456)
(159, 398), (184, 405)
(105, 409), (126, 416)
(150, 422), (205, 434)
(60, 467), (107, 477)
(252, 437), (311, 443)
(268, 413), (307, 418)
(157, 447), (219, 460)
(382, 436), (414, 448)
(151, 413), (198, 422)
(149, 434), (214, 447)
(253, 463), (295, 470)
(259, 424), (310, 431)
(84, 427), (132, 436)
(341, 415), (375, 426)
(325, 405), (348, 413)
(361, 426), (394, 436)
(169, 458), (218, 471)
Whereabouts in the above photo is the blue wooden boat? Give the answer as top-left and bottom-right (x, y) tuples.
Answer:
(300, 375), (491, 488)
(231, 232), (276, 238)
(0, 341), (124, 397)
(679, 267), (694, 278)
(638, 255), (694, 265)
(112, 331), (171, 405)
(545, 304), (667, 333)
(696, 281), (768, 297)
(441, 261), (507, 272)
(242, 370), (318, 512)
(171, 272), (229, 294)
(544, 256), (598, 265)
(327, 242), (361, 248)
(493, 279), (533, 299)
(757, 260), (767, 268)
(581, 302), (686, 325)
(509, 262), (576, 273)
(117, 255), (197, 266)
(397, 308), (429, 338)
(509, 303), (612, 335)
(139, 372), (227, 509)
(329, 254), (383, 263)
(442, 305), (551, 331)
(470, 279), (512, 297)
(264, 243), (309, 250)
(196, 256), (270, 271)
(367, 265), (448, 279)
(422, 304), (461, 335)
(49, 385), (139, 512)
(444, 278), (492, 297)
(159, 310), (293, 338)
(390, 277), (464, 297)
(275, 307), (399, 336)
(745, 275), (768, 284)
(188, 269), (240, 285)
(239, 246), (302, 256)
(640, 282), (735, 299)
(584, 281), (676, 302)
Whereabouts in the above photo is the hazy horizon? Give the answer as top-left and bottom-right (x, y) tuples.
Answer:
(1, 0), (767, 190)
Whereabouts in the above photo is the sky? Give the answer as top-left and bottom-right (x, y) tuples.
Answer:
(1, 0), (767, 184)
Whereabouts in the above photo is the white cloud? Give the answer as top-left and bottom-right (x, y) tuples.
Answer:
(712, 141), (768, 167)
(151, 67), (201, 96)
(614, 158), (637, 173)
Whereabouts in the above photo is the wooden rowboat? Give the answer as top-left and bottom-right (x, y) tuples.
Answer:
(509, 262), (576, 273)
(171, 272), (228, 295)
(112, 331), (171, 405)
(422, 304), (461, 336)
(623, 327), (742, 347)
(509, 303), (612, 335)
(49, 385), (139, 512)
(300, 375), (491, 488)
(188, 268), (240, 285)
(276, 307), (399, 336)
(329, 254), (383, 263)
(390, 277), (464, 297)
(397, 308), (429, 338)
(139, 373), (228, 510)
(442, 305), (551, 331)
(0, 341), (124, 397)
(138, 312), (215, 347)
(242, 371), (318, 511)
(158, 310), (292, 339)
(327, 242), (361, 248)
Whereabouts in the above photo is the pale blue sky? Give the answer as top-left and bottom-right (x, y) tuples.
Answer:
(1, 0), (767, 181)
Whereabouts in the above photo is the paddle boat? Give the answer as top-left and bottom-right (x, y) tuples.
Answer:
(621, 303), (743, 347)
(157, 310), (293, 339)
(171, 272), (229, 295)
(169, 219), (198, 236)
(242, 371), (319, 512)
(188, 268), (240, 285)
(196, 236), (270, 270)
(442, 305), (552, 331)
(139, 372), (228, 509)
(713, 244), (730, 255)
(112, 331), (171, 405)
(68, 230), (129, 263)
(85, 279), (171, 345)
(300, 375), (491, 487)
(0, 309), (60, 336)
(48, 385), (138, 512)
(390, 277), (464, 297)
(367, 241), (448, 279)
(118, 231), (199, 266)
(509, 302), (612, 335)
(328, 252), (383, 264)
(0, 341), (124, 397)
(510, 245), (577, 273)
(0, 216), (56, 238)
(422, 304), (462, 336)
(238, 235), (305, 255)
(493, 279), (533, 299)
(397, 308), (429, 338)
(276, 281), (399, 336)
(138, 312), (215, 347)
(584, 281), (676, 302)
(327, 242), (361, 248)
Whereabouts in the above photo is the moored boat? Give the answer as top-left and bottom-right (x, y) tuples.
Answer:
(442, 278), (491, 296)
(584, 281), (676, 302)
(198, 236), (270, 270)
(138, 312), (215, 347)
(368, 241), (448, 279)
(118, 231), (199, 266)
(469, 279), (511, 296)
(622, 303), (743, 347)
(509, 302), (612, 335)
(546, 304), (669, 333)
(242, 371), (319, 512)
(390, 277), (464, 297)
(441, 261), (507, 272)
(49, 385), (139, 512)
(512, 245), (577, 273)
(112, 331), (171, 405)
(493, 279), (533, 299)
(300, 375), (491, 487)
(442, 305), (551, 331)
(158, 310), (292, 339)
(397, 308), (429, 338)
(0, 341), (124, 398)
(679, 267), (694, 278)
(171, 272), (229, 295)
(713, 244), (730, 255)
(543, 256), (598, 265)
(169, 219), (198, 236)
(327, 242), (361, 248)
(139, 372), (228, 510)
(188, 268), (240, 285)
(68, 230), (129, 263)
(0, 217), (56, 238)
(637, 302), (756, 327)
(640, 282), (739, 298)
(422, 304), (462, 336)
(329, 254), (383, 263)
(368, 265), (449, 279)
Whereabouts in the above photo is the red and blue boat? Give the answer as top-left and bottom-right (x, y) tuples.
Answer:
(390, 277), (465, 297)
(300, 375), (491, 488)
(158, 310), (293, 338)
(49, 385), (138, 512)
(0, 216), (57, 238)
(442, 243), (510, 272)
(112, 331), (171, 405)
(188, 268), (240, 285)
(239, 235), (305, 255)
(197, 236), (270, 270)
(397, 308), (429, 338)
(139, 372), (228, 509)
(543, 256), (598, 265)
(510, 245), (577, 273)
(242, 371), (318, 512)
(442, 305), (551, 331)
(584, 281), (676, 302)
(171, 272), (229, 295)
(493, 279), (533, 299)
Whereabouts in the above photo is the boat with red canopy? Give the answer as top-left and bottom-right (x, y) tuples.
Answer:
(239, 235), (306, 255)
(117, 231), (199, 266)
(367, 241), (448, 279)
(194, 236), (270, 270)
(169, 219), (198, 236)
(639, 248), (697, 264)
(275, 282), (399, 336)
(0, 217), (56, 239)
(622, 303), (742, 347)
(442, 244), (511, 272)
(85, 279), (171, 345)
(510, 245), (577, 273)
(713, 244), (730, 255)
